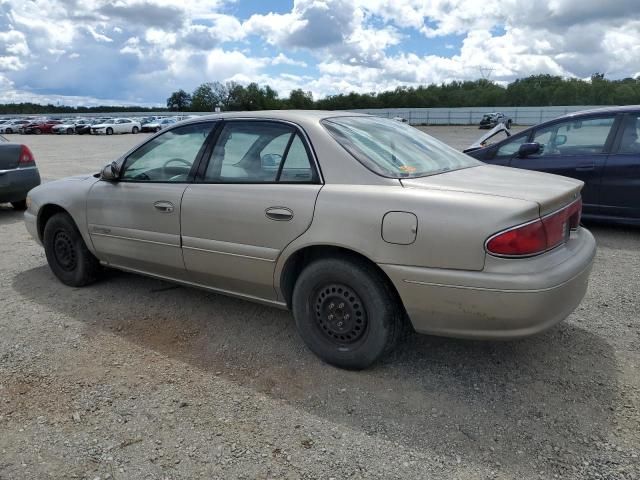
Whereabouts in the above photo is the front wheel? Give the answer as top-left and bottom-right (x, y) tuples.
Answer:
(67, 128), (74, 134)
(506, 120), (512, 129)
(34, 128), (42, 135)
(43, 213), (102, 287)
(5, 128), (12, 134)
(292, 257), (402, 369)
(106, 127), (113, 135)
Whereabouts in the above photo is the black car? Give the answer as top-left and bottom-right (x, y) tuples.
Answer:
(479, 112), (512, 129)
(466, 106), (640, 225)
(0, 135), (40, 209)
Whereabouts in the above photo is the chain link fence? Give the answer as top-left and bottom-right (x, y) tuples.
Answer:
(347, 106), (610, 126)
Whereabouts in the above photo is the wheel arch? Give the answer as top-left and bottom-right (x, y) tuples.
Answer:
(37, 204), (70, 242)
(278, 244), (404, 313)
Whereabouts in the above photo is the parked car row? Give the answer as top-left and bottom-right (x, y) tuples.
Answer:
(0, 115), (198, 135)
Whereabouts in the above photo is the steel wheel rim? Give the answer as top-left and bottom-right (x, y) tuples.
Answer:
(313, 283), (368, 346)
(53, 230), (77, 272)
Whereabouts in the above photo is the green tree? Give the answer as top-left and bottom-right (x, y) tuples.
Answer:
(166, 89), (191, 111)
(190, 83), (217, 111)
(287, 89), (314, 109)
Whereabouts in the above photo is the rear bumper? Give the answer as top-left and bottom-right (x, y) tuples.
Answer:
(0, 167), (41, 203)
(381, 228), (596, 339)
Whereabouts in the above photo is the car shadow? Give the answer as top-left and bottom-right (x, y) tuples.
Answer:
(0, 204), (24, 226)
(13, 265), (617, 472)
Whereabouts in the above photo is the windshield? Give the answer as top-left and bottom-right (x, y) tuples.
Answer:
(322, 116), (480, 178)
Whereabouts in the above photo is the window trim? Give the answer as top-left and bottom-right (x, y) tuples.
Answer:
(116, 121), (219, 184)
(193, 118), (323, 185)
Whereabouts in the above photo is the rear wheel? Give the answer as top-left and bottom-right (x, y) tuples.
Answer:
(67, 128), (74, 134)
(292, 257), (402, 369)
(132, 126), (139, 134)
(43, 213), (102, 287)
(34, 128), (42, 135)
(11, 199), (27, 210)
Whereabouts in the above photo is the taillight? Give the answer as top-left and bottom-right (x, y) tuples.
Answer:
(486, 199), (582, 257)
(18, 145), (35, 166)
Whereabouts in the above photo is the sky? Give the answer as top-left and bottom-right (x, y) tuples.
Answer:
(0, 0), (639, 106)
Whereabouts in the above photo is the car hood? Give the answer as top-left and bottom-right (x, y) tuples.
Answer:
(400, 164), (583, 216)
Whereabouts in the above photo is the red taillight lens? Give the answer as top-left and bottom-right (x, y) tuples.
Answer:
(18, 145), (35, 166)
(486, 219), (548, 256)
(486, 199), (582, 257)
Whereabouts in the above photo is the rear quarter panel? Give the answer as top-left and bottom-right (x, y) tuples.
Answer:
(275, 183), (539, 278)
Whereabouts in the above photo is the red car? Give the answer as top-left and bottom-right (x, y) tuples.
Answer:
(19, 120), (62, 135)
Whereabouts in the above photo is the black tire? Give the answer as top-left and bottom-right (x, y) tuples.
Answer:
(34, 128), (42, 135)
(292, 256), (402, 369)
(506, 120), (512, 129)
(11, 199), (27, 210)
(106, 127), (113, 135)
(67, 128), (74, 135)
(43, 213), (102, 287)
(5, 128), (12, 134)
(132, 126), (139, 134)
(155, 127), (161, 133)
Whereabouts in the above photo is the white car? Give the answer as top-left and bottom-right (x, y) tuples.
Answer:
(91, 118), (141, 135)
(0, 120), (31, 134)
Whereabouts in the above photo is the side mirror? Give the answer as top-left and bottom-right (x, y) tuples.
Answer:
(518, 142), (541, 158)
(100, 161), (120, 181)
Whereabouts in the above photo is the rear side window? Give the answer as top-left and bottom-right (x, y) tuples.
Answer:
(617, 115), (640, 154)
(203, 121), (316, 183)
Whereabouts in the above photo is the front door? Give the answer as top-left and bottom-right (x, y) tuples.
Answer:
(181, 120), (322, 301)
(87, 122), (216, 278)
(509, 115), (617, 214)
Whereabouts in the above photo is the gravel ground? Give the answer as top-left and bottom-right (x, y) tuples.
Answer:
(0, 127), (639, 480)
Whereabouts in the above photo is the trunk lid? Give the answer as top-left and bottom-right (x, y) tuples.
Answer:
(0, 144), (24, 170)
(401, 164), (583, 216)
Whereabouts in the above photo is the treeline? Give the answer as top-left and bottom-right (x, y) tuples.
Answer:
(1, 74), (639, 115)
(167, 74), (640, 112)
(0, 103), (163, 115)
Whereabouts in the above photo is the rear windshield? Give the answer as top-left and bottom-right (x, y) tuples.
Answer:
(322, 116), (480, 178)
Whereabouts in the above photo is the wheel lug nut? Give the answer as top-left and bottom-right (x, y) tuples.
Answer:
(344, 314), (350, 320)
(338, 303), (344, 309)
(329, 303), (335, 309)
(328, 314), (334, 321)
(337, 321), (343, 327)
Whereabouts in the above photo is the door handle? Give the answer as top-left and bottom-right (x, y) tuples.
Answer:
(575, 162), (595, 172)
(153, 201), (174, 213)
(265, 207), (293, 221)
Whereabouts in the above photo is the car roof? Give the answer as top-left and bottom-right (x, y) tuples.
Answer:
(559, 105), (640, 119)
(180, 110), (369, 127)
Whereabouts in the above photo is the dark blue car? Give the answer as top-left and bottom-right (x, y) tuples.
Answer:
(465, 106), (640, 225)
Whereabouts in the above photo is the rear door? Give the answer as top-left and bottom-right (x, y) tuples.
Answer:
(598, 113), (640, 220)
(181, 119), (322, 301)
(509, 114), (618, 213)
(86, 122), (216, 278)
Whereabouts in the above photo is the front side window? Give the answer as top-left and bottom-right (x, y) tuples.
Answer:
(120, 123), (214, 182)
(322, 116), (480, 178)
(532, 116), (615, 156)
(494, 132), (529, 158)
(203, 121), (315, 183)
(617, 115), (640, 154)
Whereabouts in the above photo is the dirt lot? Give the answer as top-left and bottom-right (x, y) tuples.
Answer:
(1, 127), (638, 479)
